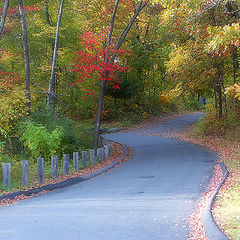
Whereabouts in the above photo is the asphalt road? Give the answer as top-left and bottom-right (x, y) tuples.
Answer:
(0, 113), (217, 240)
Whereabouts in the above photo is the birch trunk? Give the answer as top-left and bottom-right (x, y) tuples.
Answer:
(19, 0), (31, 114)
(0, 0), (9, 37)
(47, 0), (64, 111)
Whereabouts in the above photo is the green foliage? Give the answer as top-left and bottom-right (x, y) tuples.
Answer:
(193, 103), (240, 138)
(18, 108), (94, 161)
(19, 121), (64, 160)
(0, 86), (28, 134)
(105, 71), (142, 101)
(193, 103), (225, 136)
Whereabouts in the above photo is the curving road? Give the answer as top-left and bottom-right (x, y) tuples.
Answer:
(0, 113), (218, 240)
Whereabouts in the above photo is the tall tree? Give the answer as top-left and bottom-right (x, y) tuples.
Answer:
(93, 0), (149, 151)
(47, 0), (64, 112)
(19, 0), (31, 114)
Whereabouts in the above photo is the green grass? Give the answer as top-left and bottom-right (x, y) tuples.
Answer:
(213, 182), (240, 239)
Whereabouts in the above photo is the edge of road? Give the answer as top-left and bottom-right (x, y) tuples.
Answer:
(203, 162), (229, 240)
(0, 142), (129, 202)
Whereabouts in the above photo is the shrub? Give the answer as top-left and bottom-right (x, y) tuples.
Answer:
(193, 103), (226, 136)
(19, 121), (64, 160)
(18, 108), (94, 160)
(0, 86), (28, 134)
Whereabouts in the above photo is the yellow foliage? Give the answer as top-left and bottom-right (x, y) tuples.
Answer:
(225, 84), (240, 100)
(32, 16), (57, 39)
(160, 83), (183, 105)
(0, 86), (28, 134)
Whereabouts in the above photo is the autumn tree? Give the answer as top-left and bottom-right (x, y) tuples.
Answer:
(47, 0), (64, 113)
(72, 0), (149, 151)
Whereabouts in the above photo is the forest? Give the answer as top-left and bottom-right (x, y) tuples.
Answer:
(0, 0), (240, 238)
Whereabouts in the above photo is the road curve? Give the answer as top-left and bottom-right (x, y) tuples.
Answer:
(0, 113), (218, 240)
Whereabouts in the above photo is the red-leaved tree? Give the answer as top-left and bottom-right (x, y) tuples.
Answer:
(72, 0), (148, 152)
(70, 29), (129, 99)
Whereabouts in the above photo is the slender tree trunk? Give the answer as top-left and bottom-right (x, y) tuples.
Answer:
(0, 0), (9, 37)
(217, 65), (223, 118)
(232, 46), (238, 84)
(93, 0), (147, 152)
(45, 0), (57, 113)
(222, 79), (228, 126)
(45, 0), (51, 25)
(45, 0), (55, 53)
(19, 0), (31, 114)
(93, 0), (120, 152)
(47, 0), (64, 112)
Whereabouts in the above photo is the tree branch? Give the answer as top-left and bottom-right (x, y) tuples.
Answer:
(0, 0), (9, 38)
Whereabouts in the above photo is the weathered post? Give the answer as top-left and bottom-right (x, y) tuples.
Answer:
(2, 163), (11, 188)
(108, 143), (111, 155)
(63, 154), (70, 175)
(73, 152), (79, 171)
(97, 148), (105, 161)
(101, 147), (106, 161)
(21, 160), (29, 186)
(51, 156), (58, 179)
(89, 149), (95, 166)
(37, 158), (44, 184)
(97, 148), (101, 161)
(82, 151), (88, 168)
(104, 145), (110, 159)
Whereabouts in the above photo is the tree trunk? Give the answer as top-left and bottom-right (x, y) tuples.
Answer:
(19, 0), (31, 114)
(45, 0), (51, 25)
(232, 46), (238, 84)
(93, 0), (120, 152)
(0, 0), (9, 37)
(217, 66), (223, 118)
(45, 0), (57, 114)
(47, 0), (64, 112)
(222, 79), (228, 126)
(93, 0), (147, 152)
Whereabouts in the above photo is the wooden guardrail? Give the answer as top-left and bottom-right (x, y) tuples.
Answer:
(2, 143), (111, 189)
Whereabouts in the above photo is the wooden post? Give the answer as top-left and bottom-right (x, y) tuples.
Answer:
(89, 149), (95, 166)
(101, 147), (106, 161)
(82, 151), (88, 168)
(63, 154), (70, 175)
(107, 143), (111, 155)
(97, 148), (105, 162)
(51, 156), (58, 179)
(104, 145), (110, 159)
(21, 160), (29, 186)
(37, 158), (44, 184)
(97, 148), (101, 161)
(73, 152), (79, 171)
(2, 163), (11, 188)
